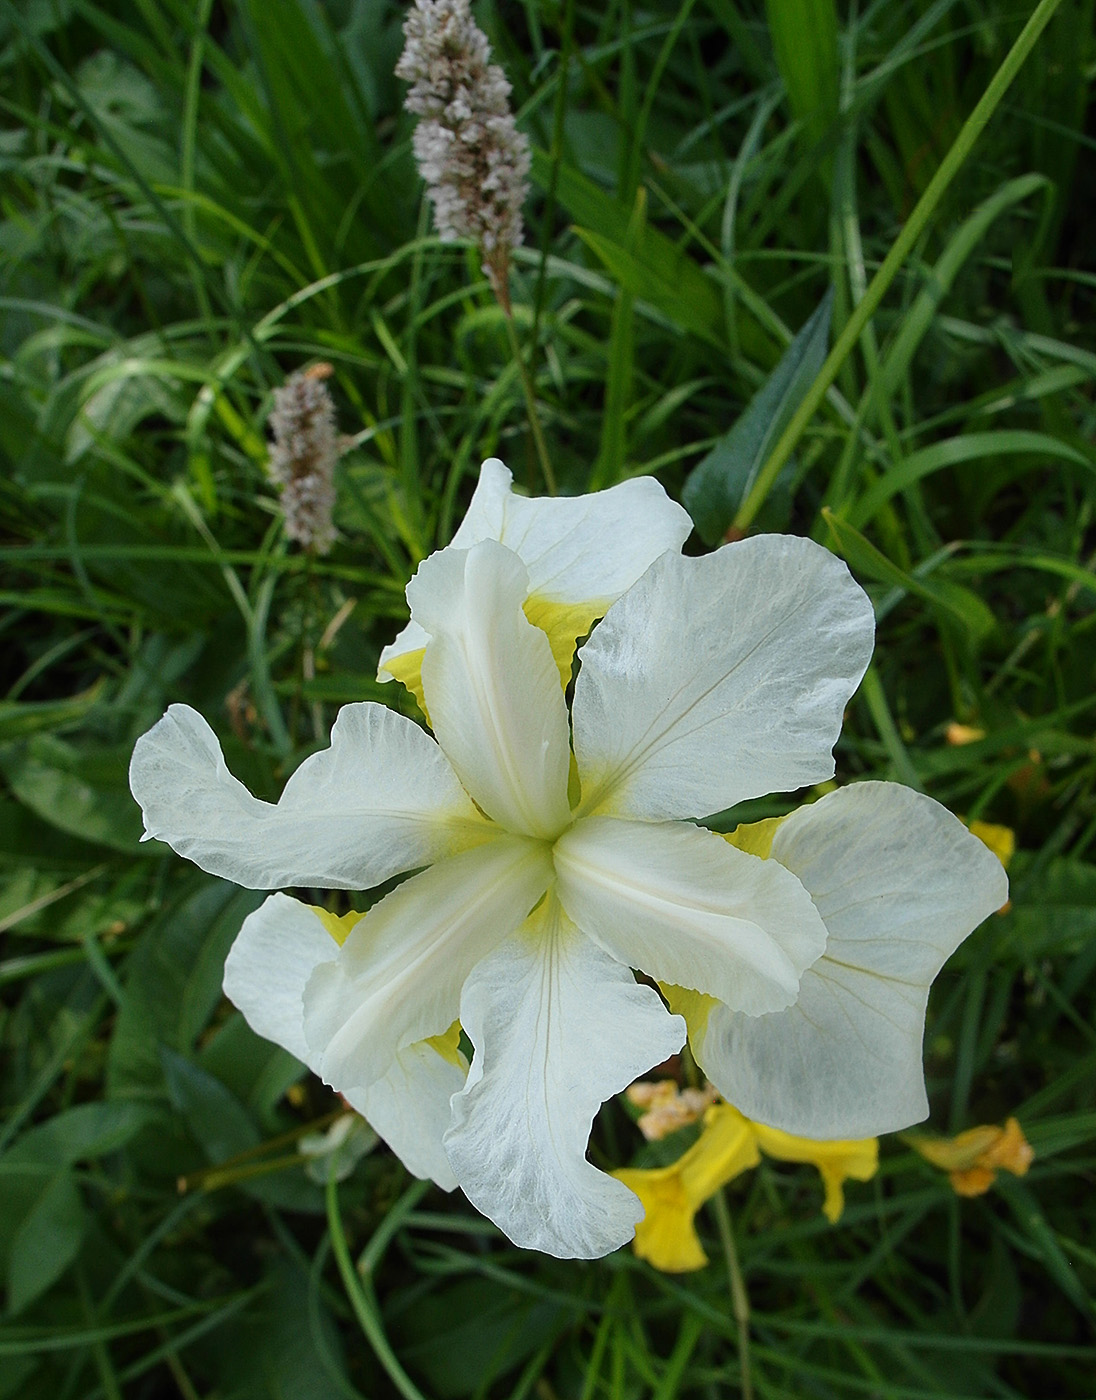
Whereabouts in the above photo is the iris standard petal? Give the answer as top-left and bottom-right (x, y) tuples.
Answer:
(303, 834), (554, 1094)
(379, 458), (692, 689)
(443, 896), (685, 1259)
(571, 535), (875, 821)
(696, 783), (1009, 1139)
(554, 816), (828, 1017)
(223, 893), (465, 1189)
(130, 702), (488, 890)
(408, 541), (572, 839)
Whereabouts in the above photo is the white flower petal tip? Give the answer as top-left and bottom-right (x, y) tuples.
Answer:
(572, 535), (876, 820)
(554, 817), (827, 1017)
(302, 836), (554, 1094)
(697, 782), (1010, 1140)
(378, 457), (692, 682)
(128, 701), (484, 891)
(444, 901), (685, 1259)
(223, 894), (464, 1189)
(408, 541), (572, 839)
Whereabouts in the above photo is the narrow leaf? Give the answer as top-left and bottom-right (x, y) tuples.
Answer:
(684, 288), (834, 544)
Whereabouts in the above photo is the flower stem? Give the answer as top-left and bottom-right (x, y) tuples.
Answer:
(733, 0), (1067, 532)
(493, 264), (557, 495)
(711, 1188), (753, 1400)
(326, 1173), (430, 1400)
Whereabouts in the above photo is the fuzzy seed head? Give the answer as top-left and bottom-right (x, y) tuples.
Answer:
(396, 0), (530, 261)
(267, 366), (339, 555)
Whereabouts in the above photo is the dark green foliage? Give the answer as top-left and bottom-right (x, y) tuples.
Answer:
(2, 0), (1095, 1395)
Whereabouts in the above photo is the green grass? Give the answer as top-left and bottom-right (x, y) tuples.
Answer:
(2, 0), (1095, 1395)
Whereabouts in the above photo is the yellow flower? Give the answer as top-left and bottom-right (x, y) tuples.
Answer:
(909, 1117), (1034, 1196)
(751, 1123), (879, 1223)
(615, 1106), (760, 1272)
(614, 1103), (878, 1271)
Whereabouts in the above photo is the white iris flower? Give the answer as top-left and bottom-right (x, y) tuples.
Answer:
(129, 461), (1007, 1259)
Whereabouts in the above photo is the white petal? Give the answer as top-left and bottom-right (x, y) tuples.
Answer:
(378, 458), (692, 680)
(553, 816), (827, 1017)
(303, 835), (554, 1093)
(345, 1041), (466, 1192)
(223, 893), (466, 1189)
(697, 783), (1010, 1138)
(444, 897), (685, 1258)
(130, 702), (487, 890)
(572, 536), (875, 820)
(223, 891), (335, 1068)
(407, 541), (571, 839)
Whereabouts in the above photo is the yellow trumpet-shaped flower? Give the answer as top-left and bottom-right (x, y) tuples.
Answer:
(909, 1117), (1034, 1197)
(615, 1102), (878, 1271)
(615, 1106), (761, 1272)
(750, 1122), (879, 1223)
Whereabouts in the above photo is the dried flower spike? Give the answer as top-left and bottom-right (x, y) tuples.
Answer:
(396, 0), (530, 302)
(267, 365), (338, 555)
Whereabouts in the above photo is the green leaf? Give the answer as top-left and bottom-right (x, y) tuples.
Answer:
(851, 430), (1093, 529)
(6, 1170), (85, 1315)
(0, 735), (145, 853)
(534, 152), (727, 347)
(764, 0), (839, 155)
(823, 509), (997, 645)
(161, 1047), (262, 1165)
(107, 878), (264, 1098)
(684, 288), (834, 544)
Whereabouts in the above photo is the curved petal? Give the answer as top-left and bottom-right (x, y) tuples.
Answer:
(554, 816), (827, 1017)
(572, 536), (875, 820)
(696, 783), (1009, 1138)
(223, 892), (336, 1066)
(130, 702), (488, 890)
(408, 541), (571, 839)
(379, 458), (692, 686)
(223, 893), (465, 1188)
(345, 1036), (467, 1191)
(303, 834), (553, 1093)
(443, 896), (685, 1258)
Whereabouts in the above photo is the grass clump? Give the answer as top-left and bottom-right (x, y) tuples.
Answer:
(1, 1), (1094, 1396)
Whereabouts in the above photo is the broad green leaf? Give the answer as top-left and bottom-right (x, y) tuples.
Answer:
(107, 878), (264, 1098)
(684, 288), (834, 543)
(765, 0), (839, 157)
(6, 1170), (85, 1315)
(0, 736), (144, 853)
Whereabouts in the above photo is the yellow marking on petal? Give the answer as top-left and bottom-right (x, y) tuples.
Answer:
(722, 816), (787, 861)
(380, 646), (428, 715)
(751, 1123), (879, 1223)
(909, 1116), (1033, 1197)
(660, 983), (719, 1045)
(423, 1019), (466, 1069)
(309, 906), (365, 947)
(522, 594), (606, 688)
(614, 1104), (760, 1272)
(381, 594), (603, 711)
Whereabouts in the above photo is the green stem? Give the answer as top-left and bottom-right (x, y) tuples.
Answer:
(711, 1189), (753, 1400)
(733, 0), (1067, 531)
(504, 304), (556, 495)
(326, 1175), (430, 1400)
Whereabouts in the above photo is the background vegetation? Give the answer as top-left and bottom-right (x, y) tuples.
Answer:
(1, 0), (1094, 1395)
